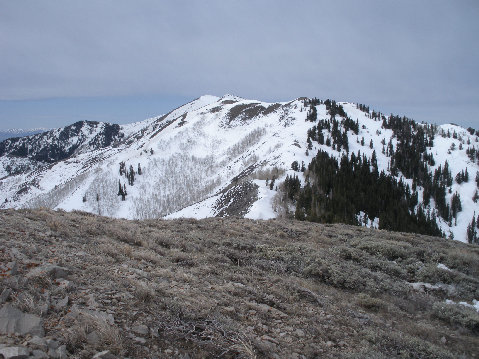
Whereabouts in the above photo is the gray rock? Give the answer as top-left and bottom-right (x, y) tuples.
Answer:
(31, 350), (49, 359)
(27, 265), (71, 280)
(55, 296), (69, 311)
(0, 304), (44, 337)
(38, 303), (49, 317)
(92, 350), (117, 359)
(68, 305), (115, 325)
(132, 324), (149, 335)
(295, 329), (305, 337)
(86, 331), (101, 346)
(10, 248), (26, 260)
(87, 294), (99, 308)
(28, 336), (48, 351)
(47, 345), (67, 359)
(56, 345), (67, 358)
(54, 279), (74, 291)
(132, 335), (146, 344)
(0, 346), (30, 359)
(0, 288), (12, 303)
(47, 348), (58, 359)
(6, 261), (18, 276)
(46, 339), (59, 350)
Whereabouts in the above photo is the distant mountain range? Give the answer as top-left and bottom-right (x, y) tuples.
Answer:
(0, 95), (478, 243)
(0, 128), (49, 142)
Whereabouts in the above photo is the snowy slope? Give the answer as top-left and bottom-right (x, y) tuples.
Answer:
(0, 95), (478, 242)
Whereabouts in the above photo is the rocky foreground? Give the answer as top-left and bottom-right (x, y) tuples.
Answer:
(0, 209), (478, 358)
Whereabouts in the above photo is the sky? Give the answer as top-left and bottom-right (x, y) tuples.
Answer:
(0, 0), (478, 130)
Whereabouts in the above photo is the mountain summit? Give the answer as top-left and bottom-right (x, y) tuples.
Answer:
(1, 95), (478, 242)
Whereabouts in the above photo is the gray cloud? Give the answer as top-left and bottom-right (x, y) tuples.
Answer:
(0, 0), (478, 127)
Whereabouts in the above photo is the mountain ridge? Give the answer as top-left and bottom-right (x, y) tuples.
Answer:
(0, 95), (478, 243)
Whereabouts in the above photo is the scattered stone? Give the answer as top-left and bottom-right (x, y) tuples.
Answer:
(0, 288), (12, 303)
(0, 304), (44, 337)
(27, 265), (71, 280)
(295, 329), (305, 337)
(132, 324), (149, 336)
(441, 336), (447, 344)
(326, 341), (334, 347)
(54, 278), (75, 291)
(0, 346), (30, 359)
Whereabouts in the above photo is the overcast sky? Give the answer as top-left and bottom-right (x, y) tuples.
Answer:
(0, 0), (478, 130)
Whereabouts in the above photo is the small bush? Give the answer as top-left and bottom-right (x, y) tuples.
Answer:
(356, 293), (387, 312)
(362, 329), (454, 358)
(432, 302), (479, 332)
(356, 240), (411, 261)
(134, 282), (155, 303)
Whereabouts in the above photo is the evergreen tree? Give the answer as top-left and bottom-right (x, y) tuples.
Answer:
(467, 214), (478, 244)
(451, 192), (462, 220)
(127, 165), (135, 186)
(118, 180), (126, 201)
(138, 163), (142, 175)
(118, 180), (123, 196)
(291, 161), (299, 172)
(473, 190), (479, 203)
(294, 150), (442, 236)
(269, 177), (276, 190)
(119, 161), (126, 176)
(306, 104), (318, 122)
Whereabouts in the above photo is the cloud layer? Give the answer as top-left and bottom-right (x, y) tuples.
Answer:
(1, 0), (478, 127)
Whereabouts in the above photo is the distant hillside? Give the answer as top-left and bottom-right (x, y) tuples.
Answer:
(0, 208), (478, 358)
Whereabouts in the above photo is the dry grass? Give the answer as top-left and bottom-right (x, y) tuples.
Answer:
(1, 208), (478, 358)
(64, 312), (124, 356)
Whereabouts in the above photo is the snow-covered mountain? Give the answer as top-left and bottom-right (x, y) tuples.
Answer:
(1, 94), (478, 243)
